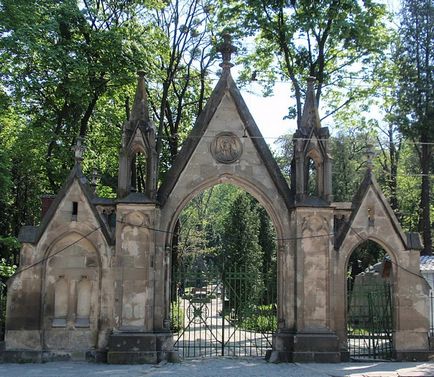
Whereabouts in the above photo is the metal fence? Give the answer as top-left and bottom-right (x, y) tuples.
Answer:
(429, 291), (434, 337)
(171, 263), (277, 359)
(347, 282), (393, 360)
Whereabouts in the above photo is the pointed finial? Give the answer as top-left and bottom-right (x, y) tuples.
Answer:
(300, 76), (320, 130)
(365, 143), (375, 171)
(217, 33), (237, 70)
(90, 167), (100, 192)
(130, 70), (149, 122)
(72, 137), (86, 164)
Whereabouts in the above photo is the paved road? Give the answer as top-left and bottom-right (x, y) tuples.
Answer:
(1, 358), (434, 377)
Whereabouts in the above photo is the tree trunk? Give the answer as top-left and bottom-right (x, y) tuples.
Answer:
(419, 136), (432, 255)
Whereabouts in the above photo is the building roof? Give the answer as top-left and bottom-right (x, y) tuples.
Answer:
(157, 68), (293, 208)
(420, 256), (434, 272)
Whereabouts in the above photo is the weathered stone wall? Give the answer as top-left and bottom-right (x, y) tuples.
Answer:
(114, 204), (157, 331)
(6, 179), (115, 353)
(333, 183), (430, 357)
(158, 91), (294, 331)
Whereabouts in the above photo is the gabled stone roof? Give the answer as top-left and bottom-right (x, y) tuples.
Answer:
(335, 169), (409, 250)
(27, 164), (114, 245)
(158, 69), (293, 208)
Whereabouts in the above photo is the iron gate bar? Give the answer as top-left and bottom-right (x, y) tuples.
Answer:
(172, 262), (277, 358)
(347, 282), (393, 360)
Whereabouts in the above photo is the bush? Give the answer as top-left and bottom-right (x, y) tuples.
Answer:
(239, 304), (277, 333)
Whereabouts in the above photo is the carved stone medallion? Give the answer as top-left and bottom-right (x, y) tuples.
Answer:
(210, 132), (242, 164)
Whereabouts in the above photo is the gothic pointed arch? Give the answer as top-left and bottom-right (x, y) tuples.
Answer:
(292, 77), (332, 204)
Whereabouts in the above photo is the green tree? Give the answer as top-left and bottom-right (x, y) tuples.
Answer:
(331, 130), (369, 202)
(151, 0), (218, 176)
(218, 0), (389, 126)
(257, 205), (276, 304)
(221, 192), (263, 315)
(394, 0), (434, 255)
(0, 0), (161, 191)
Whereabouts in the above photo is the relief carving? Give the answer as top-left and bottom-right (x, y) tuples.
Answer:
(125, 211), (150, 227)
(210, 132), (242, 164)
(302, 214), (329, 236)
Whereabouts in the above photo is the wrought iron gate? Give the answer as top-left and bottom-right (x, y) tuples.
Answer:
(171, 264), (277, 358)
(347, 282), (393, 360)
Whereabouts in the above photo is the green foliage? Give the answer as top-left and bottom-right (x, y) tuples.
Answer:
(0, 258), (17, 280)
(393, 0), (434, 254)
(347, 240), (387, 288)
(221, 192), (263, 314)
(331, 130), (370, 202)
(218, 0), (390, 125)
(170, 300), (183, 333)
(239, 304), (277, 333)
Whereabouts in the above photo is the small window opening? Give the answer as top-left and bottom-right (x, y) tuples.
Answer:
(108, 210), (116, 229)
(72, 201), (78, 221)
(130, 152), (147, 193)
(306, 157), (318, 197)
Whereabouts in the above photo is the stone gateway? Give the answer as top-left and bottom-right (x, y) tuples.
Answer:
(3, 39), (431, 363)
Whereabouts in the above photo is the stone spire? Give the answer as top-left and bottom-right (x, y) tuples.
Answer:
(365, 143), (375, 171)
(130, 71), (149, 122)
(217, 33), (237, 70)
(300, 77), (321, 131)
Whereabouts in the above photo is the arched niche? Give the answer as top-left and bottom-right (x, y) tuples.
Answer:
(129, 146), (148, 193)
(305, 148), (323, 197)
(53, 276), (68, 327)
(43, 232), (101, 349)
(76, 276), (92, 327)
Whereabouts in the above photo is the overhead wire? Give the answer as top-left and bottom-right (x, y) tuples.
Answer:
(348, 225), (428, 282)
(158, 132), (434, 146)
(9, 207), (430, 283)
(10, 225), (103, 279)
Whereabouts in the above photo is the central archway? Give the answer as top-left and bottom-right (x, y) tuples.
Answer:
(168, 183), (278, 358)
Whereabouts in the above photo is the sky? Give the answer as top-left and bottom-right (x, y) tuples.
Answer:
(234, 0), (401, 148)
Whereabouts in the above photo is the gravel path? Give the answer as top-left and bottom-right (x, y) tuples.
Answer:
(0, 358), (434, 377)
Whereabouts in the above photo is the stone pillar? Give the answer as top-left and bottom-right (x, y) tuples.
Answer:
(394, 249), (431, 361)
(272, 207), (341, 362)
(107, 203), (172, 364)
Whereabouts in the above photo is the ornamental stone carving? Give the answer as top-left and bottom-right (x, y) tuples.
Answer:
(210, 132), (242, 164)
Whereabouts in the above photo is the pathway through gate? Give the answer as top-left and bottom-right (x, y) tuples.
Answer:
(171, 264), (277, 358)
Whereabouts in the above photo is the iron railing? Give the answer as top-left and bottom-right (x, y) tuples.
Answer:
(429, 291), (434, 337)
(171, 263), (277, 359)
(347, 282), (393, 360)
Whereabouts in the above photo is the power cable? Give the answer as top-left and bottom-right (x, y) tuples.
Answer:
(348, 226), (427, 282)
(10, 226), (102, 279)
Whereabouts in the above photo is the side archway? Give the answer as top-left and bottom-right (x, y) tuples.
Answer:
(344, 239), (395, 359)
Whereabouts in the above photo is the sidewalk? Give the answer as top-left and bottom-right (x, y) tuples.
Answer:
(0, 358), (434, 377)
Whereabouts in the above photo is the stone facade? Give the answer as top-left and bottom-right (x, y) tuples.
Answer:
(3, 42), (431, 363)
